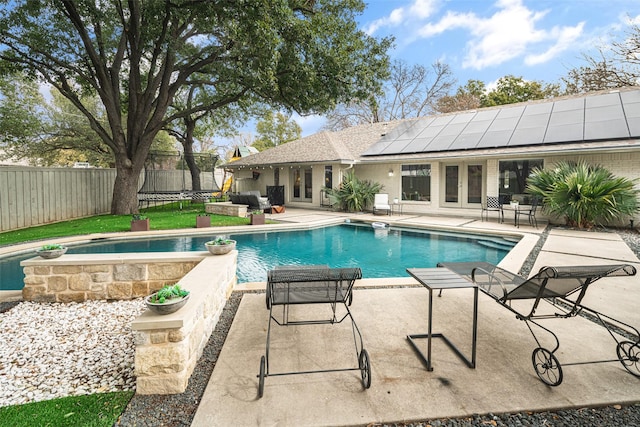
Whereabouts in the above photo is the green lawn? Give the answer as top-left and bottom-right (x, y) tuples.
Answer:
(0, 203), (251, 247)
(0, 392), (134, 427)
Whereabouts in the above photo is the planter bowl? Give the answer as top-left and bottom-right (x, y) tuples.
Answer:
(35, 247), (68, 259)
(145, 293), (190, 315)
(205, 240), (236, 255)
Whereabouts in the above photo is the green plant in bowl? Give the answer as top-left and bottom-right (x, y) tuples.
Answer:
(148, 284), (189, 304)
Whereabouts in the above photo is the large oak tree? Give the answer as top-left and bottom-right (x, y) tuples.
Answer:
(0, 0), (390, 213)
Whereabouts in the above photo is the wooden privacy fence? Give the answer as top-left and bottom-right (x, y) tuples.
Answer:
(0, 166), (117, 232)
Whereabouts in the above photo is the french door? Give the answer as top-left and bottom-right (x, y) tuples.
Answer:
(442, 163), (483, 208)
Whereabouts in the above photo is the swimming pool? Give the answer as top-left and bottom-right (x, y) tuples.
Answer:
(0, 223), (517, 291)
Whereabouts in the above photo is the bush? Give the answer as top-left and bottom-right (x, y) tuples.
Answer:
(526, 161), (639, 229)
(324, 170), (383, 212)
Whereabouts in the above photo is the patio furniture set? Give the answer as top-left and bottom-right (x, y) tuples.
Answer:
(257, 258), (639, 397)
(481, 195), (540, 227)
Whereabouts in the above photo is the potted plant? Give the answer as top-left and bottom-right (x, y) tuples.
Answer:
(196, 213), (211, 228)
(250, 209), (265, 225)
(204, 236), (237, 255)
(145, 284), (190, 315)
(131, 214), (150, 231)
(35, 243), (68, 259)
(510, 199), (519, 208)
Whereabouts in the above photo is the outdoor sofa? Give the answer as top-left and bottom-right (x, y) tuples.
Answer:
(229, 191), (271, 211)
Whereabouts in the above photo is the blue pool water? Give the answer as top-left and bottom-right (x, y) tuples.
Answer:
(0, 223), (517, 291)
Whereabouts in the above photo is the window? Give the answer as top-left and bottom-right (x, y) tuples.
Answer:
(402, 164), (431, 201)
(304, 168), (312, 199)
(324, 165), (332, 189)
(293, 169), (301, 198)
(499, 159), (543, 201)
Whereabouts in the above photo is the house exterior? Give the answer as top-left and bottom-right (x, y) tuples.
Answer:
(224, 87), (640, 224)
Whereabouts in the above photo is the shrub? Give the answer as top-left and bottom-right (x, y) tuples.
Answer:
(324, 170), (383, 212)
(526, 161), (639, 228)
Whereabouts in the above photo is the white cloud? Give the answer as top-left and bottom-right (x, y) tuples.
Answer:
(364, 0), (439, 35)
(525, 22), (585, 66)
(414, 0), (585, 70)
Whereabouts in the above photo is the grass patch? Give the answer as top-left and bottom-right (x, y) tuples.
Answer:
(0, 391), (134, 427)
(0, 203), (251, 247)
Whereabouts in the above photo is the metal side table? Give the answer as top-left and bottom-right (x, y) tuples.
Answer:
(406, 267), (478, 371)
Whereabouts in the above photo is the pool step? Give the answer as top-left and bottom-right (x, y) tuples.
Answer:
(477, 240), (516, 251)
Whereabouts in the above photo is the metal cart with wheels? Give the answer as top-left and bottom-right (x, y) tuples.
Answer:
(258, 266), (370, 398)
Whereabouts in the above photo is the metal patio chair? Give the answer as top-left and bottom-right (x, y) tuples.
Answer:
(515, 196), (540, 228)
(438, 261), (639, 386)
(481, 196), (504, 222)
(258, 266), (370, 397)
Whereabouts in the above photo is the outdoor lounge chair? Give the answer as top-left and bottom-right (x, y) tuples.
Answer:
(437, 261), (639, 386)
(373, 193), (391, 215)
(259, 266), (370, 398)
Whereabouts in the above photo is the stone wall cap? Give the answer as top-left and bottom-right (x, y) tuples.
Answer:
(21, 251), (208, 267)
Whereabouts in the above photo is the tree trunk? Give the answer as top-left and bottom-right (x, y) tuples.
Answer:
(182, 118), (202, 194)
(111, 166), (142, 214)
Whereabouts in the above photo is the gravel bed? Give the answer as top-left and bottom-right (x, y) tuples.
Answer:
(0, 299), (146, 407)
(1, 227), (639, 425)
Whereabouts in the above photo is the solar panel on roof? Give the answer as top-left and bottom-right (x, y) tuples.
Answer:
(585, 105), (625, 122)
(496, 105), (525, 118)
(548, 109), (583, 126)
(586, 92), (620, 108)
(431, 115), (455, 126)
(517, 113), (549, 129)
(476, 130), (512, 148)
(449, 133), (484, 150)
(463, 120), (493, 133)
(427, 135), (458, 151)
(623, 102), (640, 118)
(360, 88), (640, 157)
(487, 117), (519, 132)
(544, 123), (583, 143)
(585, 120), (629, 140)
(553, 98), (584, 112)
(523, 103), (553, 115)
(621, 90), (640, 104)
(449, 112), (476, 124)
(474, 109), (499, 120)
(396, 137), (434, 154)
(626, 116), (640, 136)
(439, 122), (468, 136)
(509, 128), (546, 146)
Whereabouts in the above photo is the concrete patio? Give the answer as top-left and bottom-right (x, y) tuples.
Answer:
(190, 210), (640, 426)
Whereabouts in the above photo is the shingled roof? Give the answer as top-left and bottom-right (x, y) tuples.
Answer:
(224, 87), (640, 169)
(224, 120), (405, 168)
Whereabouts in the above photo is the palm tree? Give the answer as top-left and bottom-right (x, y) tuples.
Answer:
(526, 161), (639, 228)
(324, 170), (383, 212)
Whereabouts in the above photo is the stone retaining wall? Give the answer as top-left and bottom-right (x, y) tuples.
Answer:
(205, 201), (247, 217)
(21, 253), (203, 303)
(21, 251), (238, 395)
(131, 252), (237, 394)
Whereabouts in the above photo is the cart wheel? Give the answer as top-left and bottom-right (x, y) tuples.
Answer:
(266, 284), (272, 309)
(258, 356), (266, 398)
(532, 347), (563, 386)
(616, 341), (640, 377)
(359, 349), (371, 389)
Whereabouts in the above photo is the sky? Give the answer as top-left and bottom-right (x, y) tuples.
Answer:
(291, 0), (640, 137)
